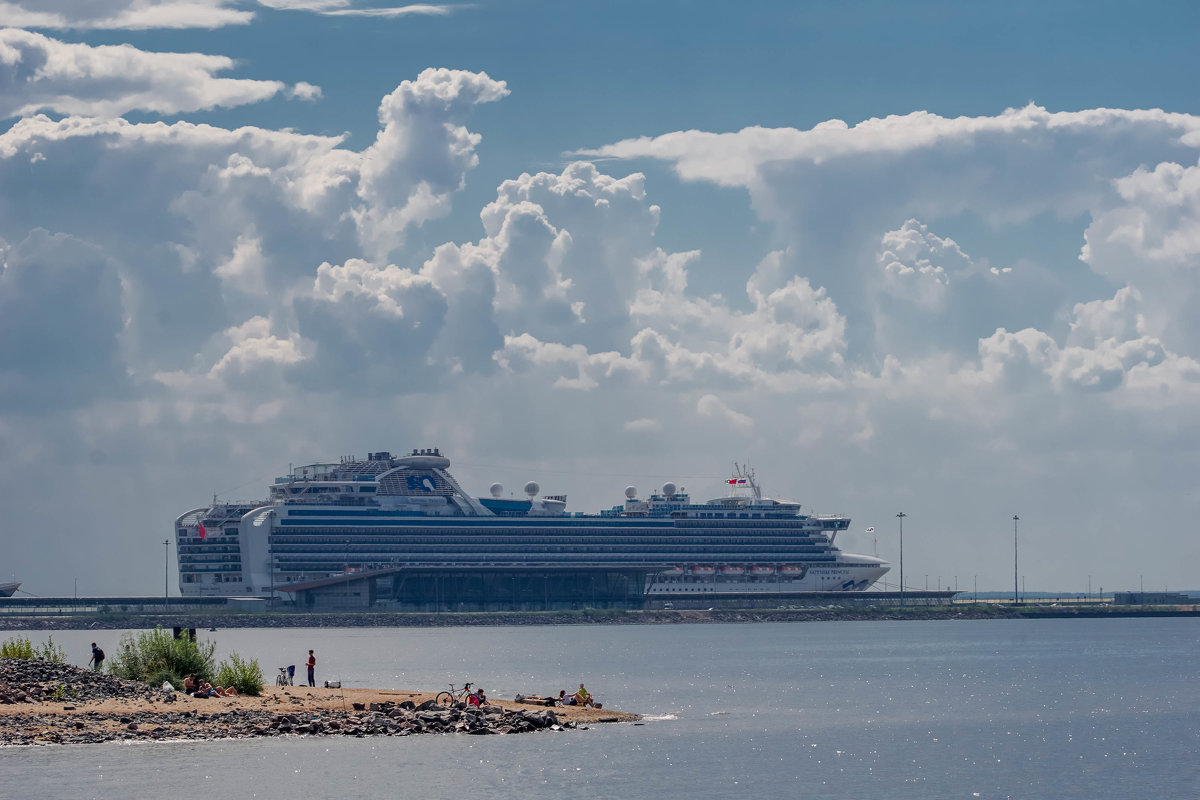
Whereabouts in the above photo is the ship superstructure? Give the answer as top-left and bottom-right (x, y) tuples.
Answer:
(175, 450), (889, 608)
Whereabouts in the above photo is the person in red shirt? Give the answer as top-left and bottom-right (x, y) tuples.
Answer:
(306, 650), (316, 687)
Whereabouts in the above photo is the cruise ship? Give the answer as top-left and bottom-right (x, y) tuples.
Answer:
(175, 449), (889, 609)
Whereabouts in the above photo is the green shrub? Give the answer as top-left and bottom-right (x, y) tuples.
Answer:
(107, 627), (216, 685)
(214, 653), (264, 696)
(36, 635), (67, 662)
(0, 636), (34, 658)
(0, 635), (67, 661)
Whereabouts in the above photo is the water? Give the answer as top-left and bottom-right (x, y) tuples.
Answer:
(3, 619), (1198, 799)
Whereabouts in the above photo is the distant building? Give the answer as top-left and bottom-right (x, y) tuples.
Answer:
(1112, 591), (1191, 605)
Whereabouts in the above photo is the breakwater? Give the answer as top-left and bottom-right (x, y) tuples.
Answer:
(2, 604), (1197, 631)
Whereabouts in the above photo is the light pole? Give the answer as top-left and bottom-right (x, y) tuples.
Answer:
(896, 512), (906, 603)
(1012, 515), (1019, 605)
(163, 539), (170, 610)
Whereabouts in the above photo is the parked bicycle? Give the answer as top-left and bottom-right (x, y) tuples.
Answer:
(435, 682), (473, 706)
(276, 665), (295, 686)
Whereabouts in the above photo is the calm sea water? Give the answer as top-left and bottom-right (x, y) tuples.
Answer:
(2, 618), (1198, 799)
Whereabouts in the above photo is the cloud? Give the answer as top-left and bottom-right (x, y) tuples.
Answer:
(288, 81), (322, 101)
(696, 394), (753, 432)
(0, 1), (252, 30)
(258, 1), (454, 17)
(0, 28), (288, 119)
(0, 68), (506, 408)
(0, 229), (126, 410)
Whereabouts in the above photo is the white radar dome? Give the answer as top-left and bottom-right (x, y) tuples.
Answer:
(662, 482), (677, 497)
(523, 481), (540, 498)
(489, 483), (503, 498)
(625, 486), (638, 500)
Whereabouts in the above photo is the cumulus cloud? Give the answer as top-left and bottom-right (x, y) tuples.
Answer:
(0, 1), (252, 30)
(0, 28), (290, 119)
(0, 68), (505, 406)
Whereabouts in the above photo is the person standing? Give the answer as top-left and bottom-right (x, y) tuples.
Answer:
(88, 642), (105, 671)
(306, 649), (316, 687)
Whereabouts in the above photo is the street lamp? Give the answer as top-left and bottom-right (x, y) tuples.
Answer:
(896, 512), (906, 603)
(1012, 515), (1019, 605)
(163, 539), (170, 610)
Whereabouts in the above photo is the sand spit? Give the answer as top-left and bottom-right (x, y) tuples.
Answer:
(0, 658), (637, 746)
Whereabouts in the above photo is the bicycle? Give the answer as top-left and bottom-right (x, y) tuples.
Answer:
(435, 682), (473, 706)
(276, 666), (294, 687)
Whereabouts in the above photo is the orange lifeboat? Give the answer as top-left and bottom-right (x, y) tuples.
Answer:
(689, 565), (716, 576)
(719, 565), (745, 575)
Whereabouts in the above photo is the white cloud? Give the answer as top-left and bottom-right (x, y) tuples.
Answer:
(696, 393), (753, 432)
(288, 81), (322, 101)
(0, 28), (288, 118)
(0, 1), (252, 30)
(258, 1), (453, 17)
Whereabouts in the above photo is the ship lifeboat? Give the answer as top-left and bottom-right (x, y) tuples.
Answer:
(778, 565), (807, 576)
(749, 565), (775, 576)
(719, 566), (745, 575)
(661, 566), (685, 577)
(689, 565), (716, 576)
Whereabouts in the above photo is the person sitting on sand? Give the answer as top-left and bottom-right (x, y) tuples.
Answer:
(573, 684), (595, 707)
(183, 675), (196, 692)
(468, 688), (487, 706)
(559, 689), (574, 705)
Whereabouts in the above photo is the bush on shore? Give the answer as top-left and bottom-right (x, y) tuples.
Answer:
(108, 627), (216, 685)
(0, 634), (67, 662)
(215, 653), (264, 696)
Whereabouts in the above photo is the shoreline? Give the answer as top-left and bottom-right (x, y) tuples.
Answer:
(0, 667), (637, 746)
(2, 604), (1198, 631)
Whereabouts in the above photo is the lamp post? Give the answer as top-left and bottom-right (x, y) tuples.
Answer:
(1012, 515), (1019, 605)
(896, 512), (906, 603)
(163, 539), (170, 610)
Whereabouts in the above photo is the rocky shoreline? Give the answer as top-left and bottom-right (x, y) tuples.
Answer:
(0, 658), (633, 747)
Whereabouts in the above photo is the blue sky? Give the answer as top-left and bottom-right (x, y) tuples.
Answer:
(2, 0), (1199, 596)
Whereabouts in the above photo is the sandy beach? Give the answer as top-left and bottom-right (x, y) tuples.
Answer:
(0, 661), (638, 746)
(0, 684), (635, 724)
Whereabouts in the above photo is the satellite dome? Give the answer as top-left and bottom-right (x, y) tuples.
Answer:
(523, 481), (540, 498)
(625, 486), (638, 500)
(662, 482), (677, 497)
(489, 483), (503, 498)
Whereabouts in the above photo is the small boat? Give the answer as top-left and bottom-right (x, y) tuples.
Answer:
(661, 566), (685, 577)
(778, 565), (807, 576)
(749, 566), (775, 575)
(0, 581), (20, 598)
(719, 566), (745, 575)
(689, 566), (716, 576)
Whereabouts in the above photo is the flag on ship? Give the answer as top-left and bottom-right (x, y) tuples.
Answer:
(198, 521), (206, 540)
